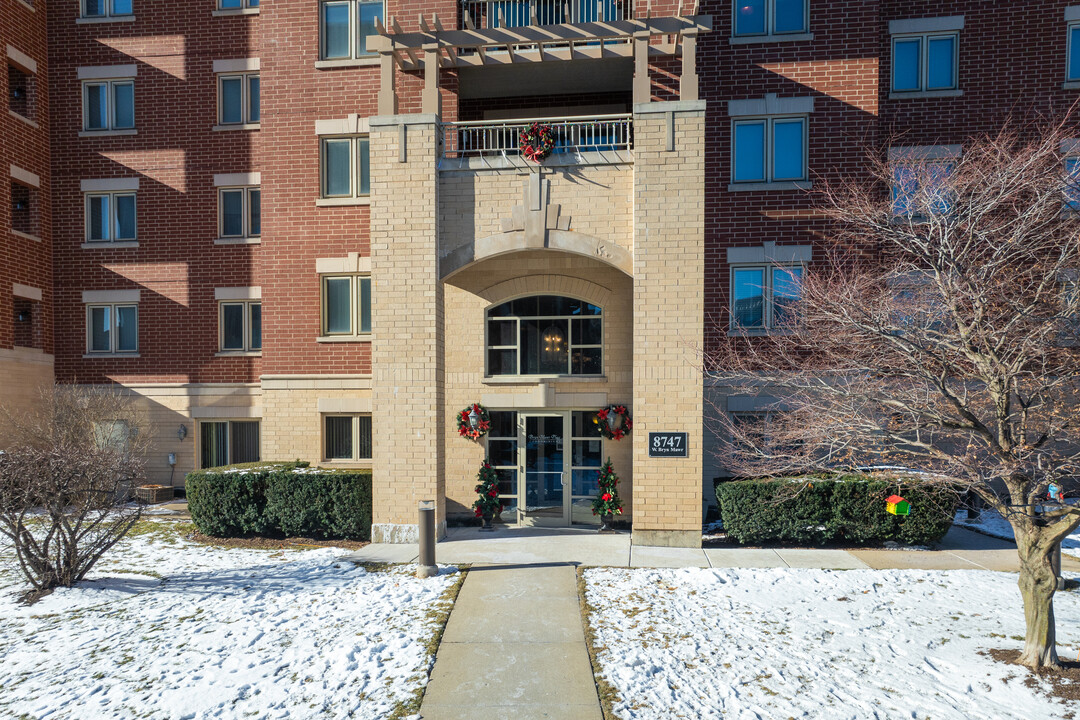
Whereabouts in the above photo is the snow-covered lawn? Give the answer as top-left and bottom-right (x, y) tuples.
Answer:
(956, 504), (1080, 559)
(0, 520), (459, 719)
(585, 567), (1080, 720)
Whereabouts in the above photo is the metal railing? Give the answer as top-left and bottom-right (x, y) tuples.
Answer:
(442, 115), (633, 161)
(461, 0), (633, 28)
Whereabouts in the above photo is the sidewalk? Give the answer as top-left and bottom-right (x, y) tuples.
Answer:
(343, 524), (1080, 573)
(419, 563), (601, 720)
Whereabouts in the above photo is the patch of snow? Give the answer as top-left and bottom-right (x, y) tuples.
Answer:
(0, 520), (457, 719)
(584, 567), (1080, 720)
(957, 505), (1080, 559)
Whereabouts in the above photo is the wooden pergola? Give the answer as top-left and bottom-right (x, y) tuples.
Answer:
(367, 8), (713, 115)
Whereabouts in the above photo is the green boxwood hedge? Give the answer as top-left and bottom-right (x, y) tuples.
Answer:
(186, 462), (372, 540)
(716, 475), (958, 547)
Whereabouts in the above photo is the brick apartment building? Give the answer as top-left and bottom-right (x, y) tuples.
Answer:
(1, 0), (1076, 546)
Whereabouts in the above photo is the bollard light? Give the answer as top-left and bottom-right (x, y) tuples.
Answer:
(417, 500), (438, 578)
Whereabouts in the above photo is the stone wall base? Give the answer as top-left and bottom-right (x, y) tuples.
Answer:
(631, 529), (701, 549)
(372, 521), (447, 544)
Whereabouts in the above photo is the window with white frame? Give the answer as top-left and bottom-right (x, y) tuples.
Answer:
(219, 0), (259, 9)
(1066, 156), (1080, 210)
(82, 0), (132, 19)
(890, 160), (954, 218)
(321, 274), (371, 337)
(323, 414), (372, 461)
(87, 303), (138, 353)
(891, 31), (958, 93)
(220, 300), (261, 352)
(200, 420), (260, 468)
(85, 191), (136, 242)
(83, 79), (134, 131)
(731, 116), (807, 184)
(320, 0), (385, 60)
(1069, 19), (1080, 81)
(320, 136), (370, 199)
(218, 72), (259, 125)
(730, 264), (802, 330)
(486, 295), (602, 376)
(218, 186), (260, 239)
(732, 0), (807, 37)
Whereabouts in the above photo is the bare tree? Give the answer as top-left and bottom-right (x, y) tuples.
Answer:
(0, 385), (147, 603)
(707, 119), (1080, 670)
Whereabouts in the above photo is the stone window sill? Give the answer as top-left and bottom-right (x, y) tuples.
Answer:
(482, 375), (607, 385)
(9, 110), (38, 128)
(79, 129), (137, 138)
(15, 0), (34, 12)
(316, 335), (373, 343)
(83, 353), (140, 359)
(314, 58), (380, 69)
(729, 32), (813, 45)
(214, 237), (262, 245)
(12, 230), (42, 243)
(727, 181), (811, 192)
(727, 327), (793, 337)
(888, 89), (963, 100)
(215, 350), (262, 357)
(82, 241), (139, 249)
(315, 197), (371, 207)
(212, 8), (260, 16)
(213, 123), (261, 132)
(76, 15), (136, 24)
(318, 459), (373, 469)
(1064, 80), (1080, 90)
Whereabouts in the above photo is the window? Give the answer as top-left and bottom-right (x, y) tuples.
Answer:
(890, 161), (953, 217)
(732, 116), (806, 184)
(324, 415), (372, 461)
(320, 136), (370, 199)
(87, 304), (138, 353)
(486, 411), (519, 521)
(83, 80), (134, 131)
(200, 421), (260, 468)
(218, 72), (259, 125)
(321, 0), (384, 60)
(82, 0), (133, 19)
(891, 32), (958, 93)
(321, 274), (372, 337)
(220, 301), (261, 352)
(733, 0), (807, 37)
(730, 265), (802, 330)
(1069, 22), (1080, 81)
(570, 411), (603, 523)
(8, 64), (35, 121)
(219, 0), (259, 9)
(85, 192), (136, 242)
(1066, 157), (1080, 210)
(13, 297), (42, 349)
(219, 186), (260, 239)
(486, 295), (602, 376)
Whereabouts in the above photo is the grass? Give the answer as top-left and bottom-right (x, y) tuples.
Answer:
(386, 565), (469, 720)
(577, 566), (624, 720)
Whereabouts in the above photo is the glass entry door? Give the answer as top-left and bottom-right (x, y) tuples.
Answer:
(520, 414), (566, 526)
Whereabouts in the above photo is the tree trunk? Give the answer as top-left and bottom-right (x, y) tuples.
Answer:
(1015, 527), (1060, 669)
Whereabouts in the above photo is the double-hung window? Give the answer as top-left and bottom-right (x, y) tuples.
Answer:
(82, 0), (133, 19)
(86, 191), (137, 242)
(219, 186), (260, 239)
(324, 415), (373, 461)
(220, 300), (261, 352)
(87, 303), (138, 353)
(891, 33), (957, 92)
(321, 136), (370, 199)
(1069, 17), (1080, 82)
(218, 0), (259, 9)
(200, 420), (260, 468)
(321, 1), (384, 60)
(888, 147), (958, 218)
(83, 79), (134, 131)
(732, 0), (807, 38)
(730, 265), (803, 330)
(218, 72), (259, 125)
(321, 274), (372, 337)
(1066, 156), (1080, 210)
(731, 116), (807, 184)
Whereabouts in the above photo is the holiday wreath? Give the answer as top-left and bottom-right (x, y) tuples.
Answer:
(519, 122), (556, 163)
(457, 403), (492, 440)
(594, 404), (632, 441)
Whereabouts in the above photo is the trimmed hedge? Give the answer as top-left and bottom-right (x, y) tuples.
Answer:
(716, 475), (958, 546)
(186, 462), (372, 540)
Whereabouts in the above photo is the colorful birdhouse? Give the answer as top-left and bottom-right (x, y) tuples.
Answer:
(886, 495), (910, 516)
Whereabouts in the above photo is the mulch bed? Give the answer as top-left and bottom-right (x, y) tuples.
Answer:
(186, 530), (369, 551)
(982, 648), (1080, 713)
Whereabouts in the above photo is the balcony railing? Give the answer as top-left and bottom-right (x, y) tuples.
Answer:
(442, 115), (633, 165)
(461, 0), (633, 28)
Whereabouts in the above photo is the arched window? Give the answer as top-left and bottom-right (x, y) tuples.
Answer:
(486, 295), (602, 376)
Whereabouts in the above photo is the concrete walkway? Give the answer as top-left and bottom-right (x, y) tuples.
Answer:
(343, 524), (1080, 573)
(419, 563), (601, 720)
